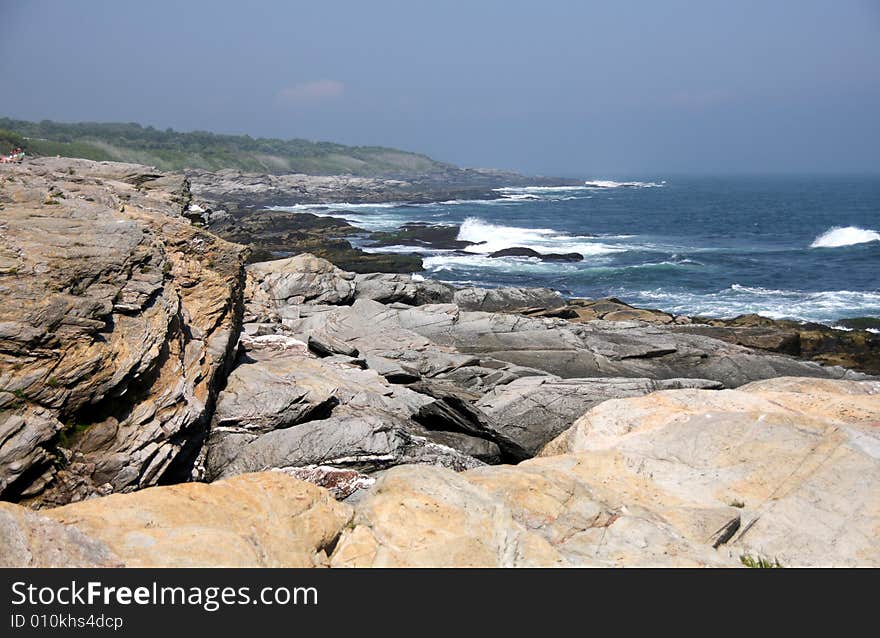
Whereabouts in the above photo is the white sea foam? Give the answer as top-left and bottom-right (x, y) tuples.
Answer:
(494, 186), (591, 193)
(809, 226), (880, 248)
(455, 217), (624, 256)
(583, 179), (666, 189)
(625, 284), (880, 323)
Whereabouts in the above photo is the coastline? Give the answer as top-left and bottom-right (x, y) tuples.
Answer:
(1, 157), (878, 567)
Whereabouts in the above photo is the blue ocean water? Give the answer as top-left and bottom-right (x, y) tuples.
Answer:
(277, 176), (880, 324)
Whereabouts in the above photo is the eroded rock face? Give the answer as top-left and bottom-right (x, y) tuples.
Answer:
(0, 158), (246, 506)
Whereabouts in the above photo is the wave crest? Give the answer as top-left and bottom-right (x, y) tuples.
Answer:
(810, 226), (880, 249)
(456, 217), (623, 255)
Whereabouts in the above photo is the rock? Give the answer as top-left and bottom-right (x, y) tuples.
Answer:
(683, 313), (880, 375)
(42, 472), (352, 567)
(0, 502), (122, 567)
(207, 410), (483, 480)
(329, 462), (730, 567)
(247, 253), (356, 306)
(353, 273), (455, 305)
(541, 377), (880, 566)
(533, 297), (676, 324)
(368, 222), (477, 250)
(290, 299), (860, 388)
(476, 376), (722, 455)
(0, 158), (246, 506)
(452, 287), (566, 312)
(329, 465), (566, 567)
(837, 316), (880, 331)
(308, 333), (360, 358)
(209, 335), (429, 438)
(488, 246), (583, 262)
(203, 206), (424, 273)
(273, 466), (375, 500)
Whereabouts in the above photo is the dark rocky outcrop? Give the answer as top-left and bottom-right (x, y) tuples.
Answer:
(204, 207), (423, 273)
(489, 246), (584, 262)
(369, 222), (477, 250)
(681, 313), (880, 375)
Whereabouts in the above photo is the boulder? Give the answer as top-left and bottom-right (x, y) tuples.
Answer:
(452, 287), (566, 312)
(247, 253), (356, 306)
(329, 462), (732, 567)
(0, 502), (122, 567)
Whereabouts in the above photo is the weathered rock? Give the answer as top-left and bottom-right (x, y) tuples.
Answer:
(329, 462), (731, 567)
(274, 466), (375, 500)
(452, 286), (566, 312)
(542, 377), (880, 566)
(0, 502), (122, 567)
(476, 376), (722, 455)
(207, 410), (483, 480)
(247, 253), (356, 306)
(368, 222), (477, 250)
(527, 297), (676, 324)
(330, 465), (566, 567)
(282, 298), (861, 389)
(353, 273), (455, 305)
(43, 472), (352, 567)
(0, 158), (246, 506)
(681, 313), (880, 375)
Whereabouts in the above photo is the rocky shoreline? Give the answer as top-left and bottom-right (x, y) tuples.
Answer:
(1, 158), (878, 567)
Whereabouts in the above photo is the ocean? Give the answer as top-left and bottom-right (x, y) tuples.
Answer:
(274, 175), (880, 324)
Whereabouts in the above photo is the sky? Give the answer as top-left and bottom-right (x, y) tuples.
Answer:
(1, 0), (879, 176)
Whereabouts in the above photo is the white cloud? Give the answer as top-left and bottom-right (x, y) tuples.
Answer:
(275, 80), (345, 106)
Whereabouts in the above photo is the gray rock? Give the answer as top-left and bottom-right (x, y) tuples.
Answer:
(207, 410), (484, 479)
(247, 253), (355, 306)
(452, 286), (566, 312)
(353, 273), (454, 305)
(477, 376), (723, 455)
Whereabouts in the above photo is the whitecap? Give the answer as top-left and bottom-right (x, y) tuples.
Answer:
(583, 179), (665, 189)
(809, 226), (880, 248)
(455, 217), (625, 256)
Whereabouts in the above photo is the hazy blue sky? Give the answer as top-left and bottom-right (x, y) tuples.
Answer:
(1, 0), (879, 175)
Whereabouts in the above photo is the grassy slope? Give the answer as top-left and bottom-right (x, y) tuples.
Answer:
(0, 117), (450, 176)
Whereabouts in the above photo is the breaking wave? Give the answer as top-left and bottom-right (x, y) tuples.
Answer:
(809, 226), (880, 249)
(456, 217), (624, 255)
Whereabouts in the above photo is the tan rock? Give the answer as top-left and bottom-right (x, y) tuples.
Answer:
(330, 465), (565, 567)
(0, 158), (247, 505)
(45, 472), (352, 567)
(0, 502), (121, 567)
(541, 377), (880, 566)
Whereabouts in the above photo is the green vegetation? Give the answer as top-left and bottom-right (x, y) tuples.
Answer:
(57, 421), (93, 449)
(0, 117), (449, 176)
(740, 555), (783, 568)
(0, 128), (27, 154)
